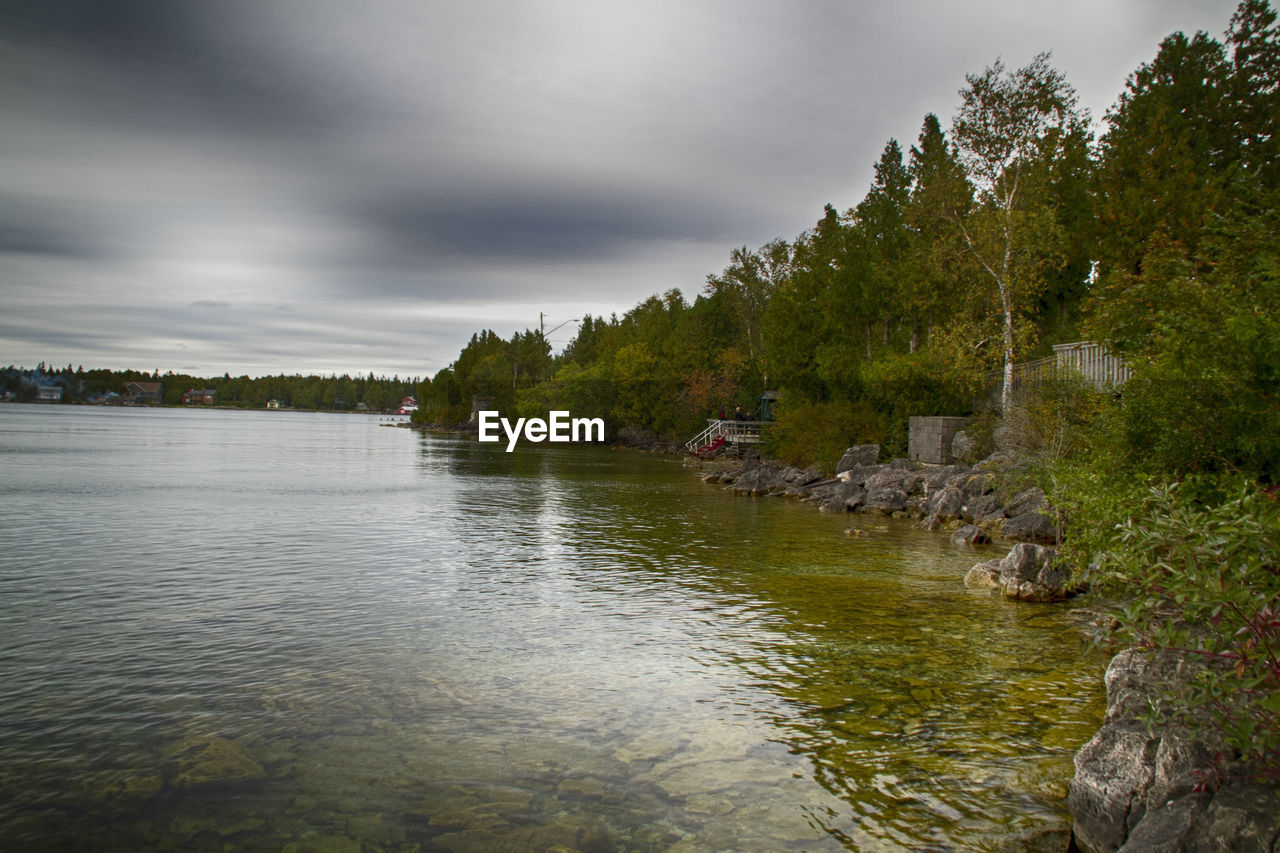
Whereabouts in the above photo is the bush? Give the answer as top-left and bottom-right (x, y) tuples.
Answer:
(763, 398), (887, 473)
(1085, 477), (1280, 779)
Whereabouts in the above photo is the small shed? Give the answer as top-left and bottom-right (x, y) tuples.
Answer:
(908, 416), (970, 465)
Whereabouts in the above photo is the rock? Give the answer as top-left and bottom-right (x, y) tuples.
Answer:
(951, 524), (991, 545)
(836, 444), (880, 473)
(919, 514), (943, 531)
(926, 485), (966, 519)
(867, 468), (911, 490)
(960, 493), (1004, 524)
(997, 542), (1070, 602)
(964, 559), (1002, 589)
(1002, 510), (1060, 544)
(920, 464), (965, 493)
(818, 497), (847, 513)
(1069, 649), (1280, 853)
(950, 429), (979, 463)
(171, 736), (266, 789)
(1003, 486), (1048, 517)
(861, 487), (908, 513)
(958, 471), (992, 495)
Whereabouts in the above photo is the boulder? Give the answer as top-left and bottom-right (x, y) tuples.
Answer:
(950, 429), (979, 463)
(1002, 510), (1060, 544)
(837, 463), (880, 487)
(964, 559), (1002, 589)
(997, 542), (1070, 602)
(861, 487), (908, 513)
(951, 524), (991, 545)
(958, 471), (993, 496)
(961, 493), (1004, 524)
(1003, 486), (1048, 518)
(920, 464), (965, 493)
(1069, 649), (1280, 852)
(836, 444), (880, 473)
(819, 497), (847, 513)
(925, 485), (966, 519)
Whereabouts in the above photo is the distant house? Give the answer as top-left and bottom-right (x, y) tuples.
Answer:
(397, 396), (418, 415)
(35, 385), (64, 402)
(266, 399), (282, 409)
(123, 381), (163, 403)
(183, 388), (217, 405)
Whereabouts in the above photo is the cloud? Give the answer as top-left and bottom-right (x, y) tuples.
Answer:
(0, 0), (1245, 377)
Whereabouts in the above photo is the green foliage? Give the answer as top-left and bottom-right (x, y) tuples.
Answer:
(1090, 479), (1280, 777)
(859, 352), (981, 456)
(762, 399), (888, 473)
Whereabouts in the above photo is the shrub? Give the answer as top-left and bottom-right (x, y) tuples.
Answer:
(1087, 478), (1280, 779)
(763, 398), (887, 473)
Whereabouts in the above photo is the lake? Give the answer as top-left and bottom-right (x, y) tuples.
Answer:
(0, 404), (1106, 851)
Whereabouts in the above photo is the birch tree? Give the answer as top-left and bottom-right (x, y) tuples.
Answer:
(951, 53), (1083, 413)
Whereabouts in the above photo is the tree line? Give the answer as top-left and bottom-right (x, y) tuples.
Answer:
(1, 363), (425, 413)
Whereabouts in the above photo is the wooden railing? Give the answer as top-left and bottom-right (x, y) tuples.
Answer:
(985, 341), (1129, 405)
(684, 419), (765, 452)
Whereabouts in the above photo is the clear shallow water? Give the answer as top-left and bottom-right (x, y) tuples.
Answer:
(0, 404), (1106, 851)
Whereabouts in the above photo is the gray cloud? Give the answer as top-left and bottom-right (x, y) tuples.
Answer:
(0, 0), (1244, 377)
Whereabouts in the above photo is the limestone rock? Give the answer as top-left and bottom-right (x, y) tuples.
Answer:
(950, 429), (979, 463)
(926, 485), (966, 519)
(861, 486), (908, 513)
(964, 559), (1002, 589)
(961, 493), (1003, 524)
(1002, 510), (1060, 544)
(1069, 649), (1280, 853)
(1003, 486), (1047, 518)
(951, 524), (991, 545)
(835, 444), (880, 473)
(997, 542), (1070, 602)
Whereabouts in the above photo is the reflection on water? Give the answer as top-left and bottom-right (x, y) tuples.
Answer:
(0, 405), (1105, 850)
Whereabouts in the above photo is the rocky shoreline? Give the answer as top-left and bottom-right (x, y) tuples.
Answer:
(693, 443), (1280, 852)
(697, 443), (1076, 603)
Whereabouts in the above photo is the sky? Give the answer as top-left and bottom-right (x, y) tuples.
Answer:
(1, 0), (1245, 379)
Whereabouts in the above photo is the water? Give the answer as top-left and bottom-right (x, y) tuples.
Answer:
(0, 404), (1106, 851)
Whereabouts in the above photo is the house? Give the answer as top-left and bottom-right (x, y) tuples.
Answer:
(397, 396), (418, 415)
(266, 399), (282, 409)
(183, 388), (217, 405)
(36, 385), (64, 402)
(123, 381), (163, 403)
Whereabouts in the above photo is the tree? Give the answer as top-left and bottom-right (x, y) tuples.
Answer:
(1227, 0), (1280, 191)
(904, 114), (973, 353)
(951, 52), (1083, 413)
(1093, 31), (1233, 280)
(704, 239), (790, 375)
(852, 139), (912, 356)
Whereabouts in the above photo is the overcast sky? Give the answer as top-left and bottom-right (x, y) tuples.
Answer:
(1, 0), (1243, 379)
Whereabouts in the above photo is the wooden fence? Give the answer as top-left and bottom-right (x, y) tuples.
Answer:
(985, 341), (1130, 406)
